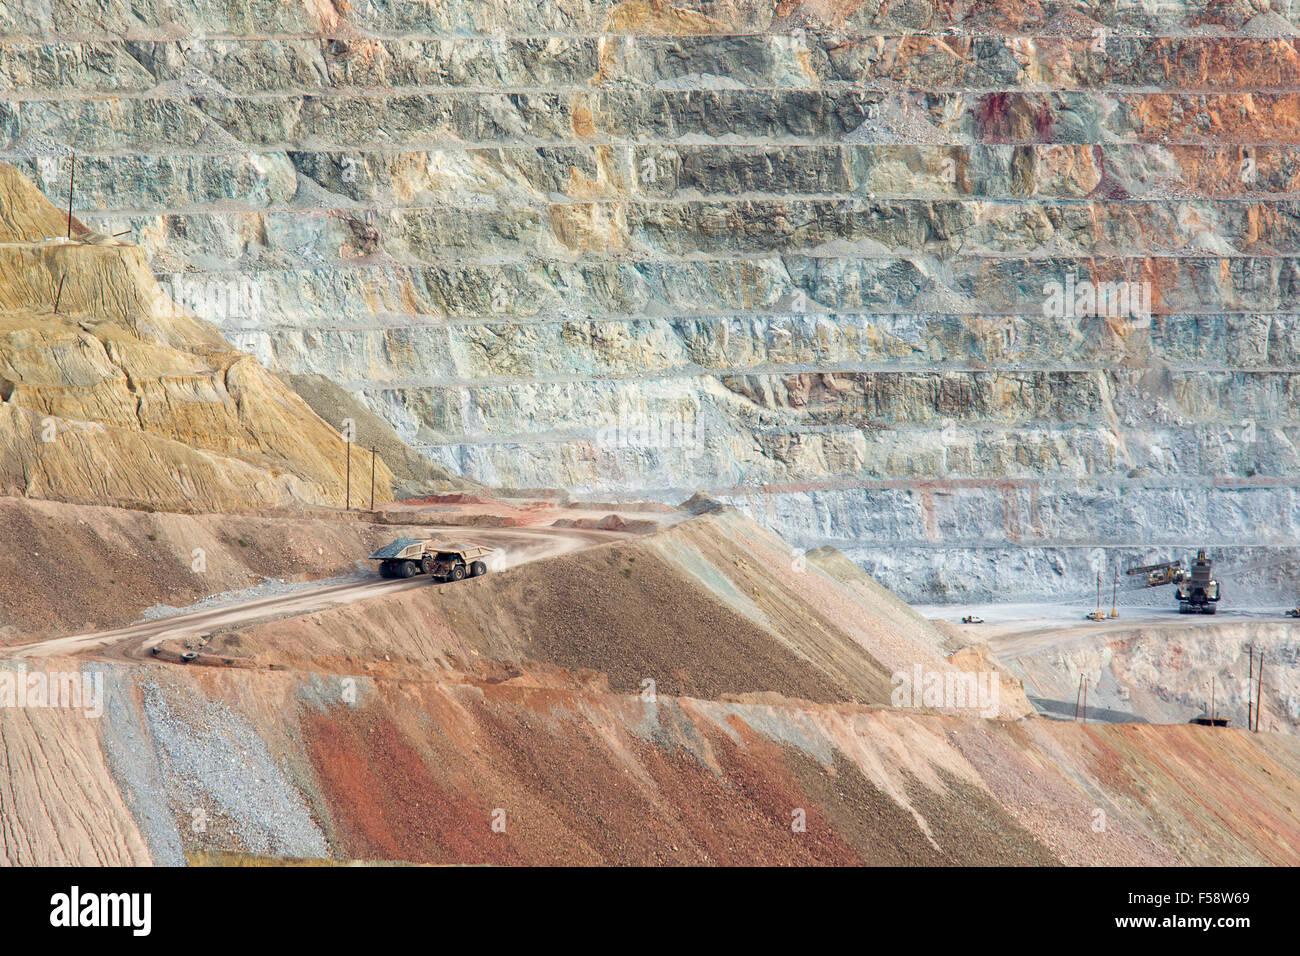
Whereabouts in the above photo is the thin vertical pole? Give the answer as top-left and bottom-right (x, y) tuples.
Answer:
(1210, 675), (1215, 725)
(1075, 674), (1083, 721)
(1256, 653), (1264, 733)
(66, 152), (75, 239)
(345, 437), (351, 511)
(1082, 677), (1087, 724)
(370, 446), (376, 511)
(1248, 646), (1254, 732)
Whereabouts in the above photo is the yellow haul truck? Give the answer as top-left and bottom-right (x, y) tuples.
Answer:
(369, 538), (494, 582)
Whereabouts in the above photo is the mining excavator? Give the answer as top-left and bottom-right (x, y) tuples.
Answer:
(1126, 550), (1221, 614)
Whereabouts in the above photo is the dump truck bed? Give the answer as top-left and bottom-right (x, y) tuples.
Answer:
(368, 537), (429, 561)
(433, 545), (494, 560)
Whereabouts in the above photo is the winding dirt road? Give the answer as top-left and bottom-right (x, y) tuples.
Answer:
(11, 525), (620, 661)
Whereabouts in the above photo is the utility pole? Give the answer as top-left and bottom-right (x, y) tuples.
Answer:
(66, 152), (75, 239)
(1255, 652), (1264, 733)
(344, 436), (351, 511)
(1110, 571), (1118, 618)
(369, 446), (376, 511)
(1248, 646), (1254, 732)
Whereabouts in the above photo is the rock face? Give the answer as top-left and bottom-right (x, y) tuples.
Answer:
(1005, 617), (1300, 733)
(0, 162), (394, 512)
(4, 1), (1300, 595)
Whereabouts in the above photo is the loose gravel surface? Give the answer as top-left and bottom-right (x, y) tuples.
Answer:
(139, 677), (329, 859)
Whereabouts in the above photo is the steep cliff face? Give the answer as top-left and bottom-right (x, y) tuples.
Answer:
(0, 162), (395, 512)
(5, 1), (1300, 595)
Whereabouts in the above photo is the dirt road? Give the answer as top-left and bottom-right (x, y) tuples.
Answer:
(11, 524), (619, 660)
(918, 601), (1299, 657)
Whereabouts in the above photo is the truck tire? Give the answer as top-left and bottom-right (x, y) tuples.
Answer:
(379, 561), (394, 578)
(471, 561), (487, 577)
(450, 565), (466, 582)
(398, 560), (416, 578)
(1179, 602), (1191, 614)
(420, 554), (434, 575)
(1204, 604), (1217, 615)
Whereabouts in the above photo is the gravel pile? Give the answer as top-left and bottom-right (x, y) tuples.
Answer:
(140, 677), (328, 858)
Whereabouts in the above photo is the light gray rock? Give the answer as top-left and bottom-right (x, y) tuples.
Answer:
(6, 4), (1300, 600)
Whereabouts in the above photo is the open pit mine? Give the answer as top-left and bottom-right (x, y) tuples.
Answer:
(0, 1), (1298, 923)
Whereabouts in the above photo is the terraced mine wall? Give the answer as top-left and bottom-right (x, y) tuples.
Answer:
(0, 162), (401, 512)
(6, 0), (1300, 599)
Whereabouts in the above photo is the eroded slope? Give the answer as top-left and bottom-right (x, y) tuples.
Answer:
(3, 506), (1297, 866)
(0, 161), (395, 512)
